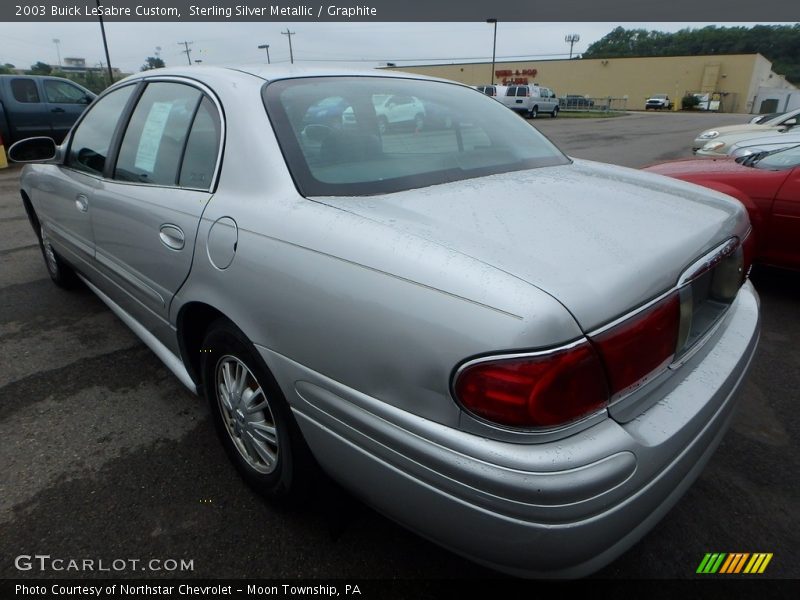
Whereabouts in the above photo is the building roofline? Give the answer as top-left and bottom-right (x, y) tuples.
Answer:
(383, 53), (767, 70)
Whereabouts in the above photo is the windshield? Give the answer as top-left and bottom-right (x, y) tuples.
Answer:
(263, 76), (569, 196)
(750, 144), (800, 170)
(763, 108), (800, 127)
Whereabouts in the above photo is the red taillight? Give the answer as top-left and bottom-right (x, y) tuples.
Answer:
(454, 342), (609, 429)
(590, 293), (680, 398)
(453, 242), (747, 429)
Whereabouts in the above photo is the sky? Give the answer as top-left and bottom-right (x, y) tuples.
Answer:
(0, 21), (796, 73)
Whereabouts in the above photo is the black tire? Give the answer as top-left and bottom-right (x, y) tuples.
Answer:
(39, 225), (78, 289)
(551, 106), (559, 118)
(529, 105), (538, 119)
(201, 319), (315, 500)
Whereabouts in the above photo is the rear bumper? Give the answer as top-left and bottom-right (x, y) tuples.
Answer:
(260, 281), (760, 578)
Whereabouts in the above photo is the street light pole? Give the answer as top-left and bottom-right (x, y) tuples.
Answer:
(257, 44), (271, 64)
(52, 39), (62, 68)
(486, 19), (497, 85)
(565, 33), (580, 59)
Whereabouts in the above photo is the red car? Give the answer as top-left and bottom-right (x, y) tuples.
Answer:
(645, 145), (800, 270)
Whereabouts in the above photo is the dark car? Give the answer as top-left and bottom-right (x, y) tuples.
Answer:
(0, 75), (95, 145)
(561, 94), (595, 109)
(301, 96), (351, 127)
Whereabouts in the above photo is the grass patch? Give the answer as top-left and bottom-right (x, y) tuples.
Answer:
(549, 111), (628, 119)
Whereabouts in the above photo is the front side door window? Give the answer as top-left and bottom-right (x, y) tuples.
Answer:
(66, 84), (136, 176)
(43, 79), (88, 104)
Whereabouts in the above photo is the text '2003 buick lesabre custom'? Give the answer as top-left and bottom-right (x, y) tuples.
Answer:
(10, 65), (760, 578)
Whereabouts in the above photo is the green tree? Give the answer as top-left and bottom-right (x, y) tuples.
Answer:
(28, 61), (52, 75)
(584, 24), (800, 84)
(59, 70), (110, 94)
(140, 56), (165, 71)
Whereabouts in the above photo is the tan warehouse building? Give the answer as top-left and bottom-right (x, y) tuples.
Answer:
(387, 54), (796, 114)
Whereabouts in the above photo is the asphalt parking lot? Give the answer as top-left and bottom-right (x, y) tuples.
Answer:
(1, 111), (797, 582)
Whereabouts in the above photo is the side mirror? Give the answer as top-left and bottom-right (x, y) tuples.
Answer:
(82, 94), (95, 105)
(784, 118), (797, 127)
(7, 137), (57, 163)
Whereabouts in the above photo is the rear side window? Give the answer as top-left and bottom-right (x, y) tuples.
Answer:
(114, 82), (202, 186)
(44, 79), (87, 104)
(11, 79), (40, 103)
(67, 84), (135, 176)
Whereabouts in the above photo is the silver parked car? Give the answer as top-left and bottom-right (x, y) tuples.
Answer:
(727, 132), (800, 158)
(10, 66), (760, 578)
(693, 108), (800, 154)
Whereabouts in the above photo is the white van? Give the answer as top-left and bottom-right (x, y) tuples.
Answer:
(475, 84), (508, 100)
(500, 85), (559, 118)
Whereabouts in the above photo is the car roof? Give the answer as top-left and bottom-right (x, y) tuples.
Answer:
(120, 64), (459, 86)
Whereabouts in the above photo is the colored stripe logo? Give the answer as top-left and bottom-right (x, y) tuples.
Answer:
(697, 553), (773, 574)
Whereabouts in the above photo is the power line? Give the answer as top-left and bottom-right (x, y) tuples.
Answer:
(178, 40), (193, 66)
(287, 51), (581, 63)
(281, 29), (295, 64)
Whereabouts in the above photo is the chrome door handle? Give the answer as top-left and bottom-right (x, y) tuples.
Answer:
(75, 194), (89, 212)
(159, 224), (185, 250)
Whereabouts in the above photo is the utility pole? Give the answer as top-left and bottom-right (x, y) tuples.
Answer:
(178, 41), (194, 66)
(281, 29), (295, 64)
(486, 19), (497, 85)
(95, 0), (114, 85)
(257, 43), (271, 64)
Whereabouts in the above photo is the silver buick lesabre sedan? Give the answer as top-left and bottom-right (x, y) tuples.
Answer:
(10, 66), (760, 578)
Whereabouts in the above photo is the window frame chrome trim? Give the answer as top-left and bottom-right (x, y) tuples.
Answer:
(61, 76), (226, 193)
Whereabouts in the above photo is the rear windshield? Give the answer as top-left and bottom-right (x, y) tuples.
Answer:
(263, 77), (569, 196)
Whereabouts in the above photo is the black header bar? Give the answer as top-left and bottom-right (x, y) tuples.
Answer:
(3, 0), (799, 22)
